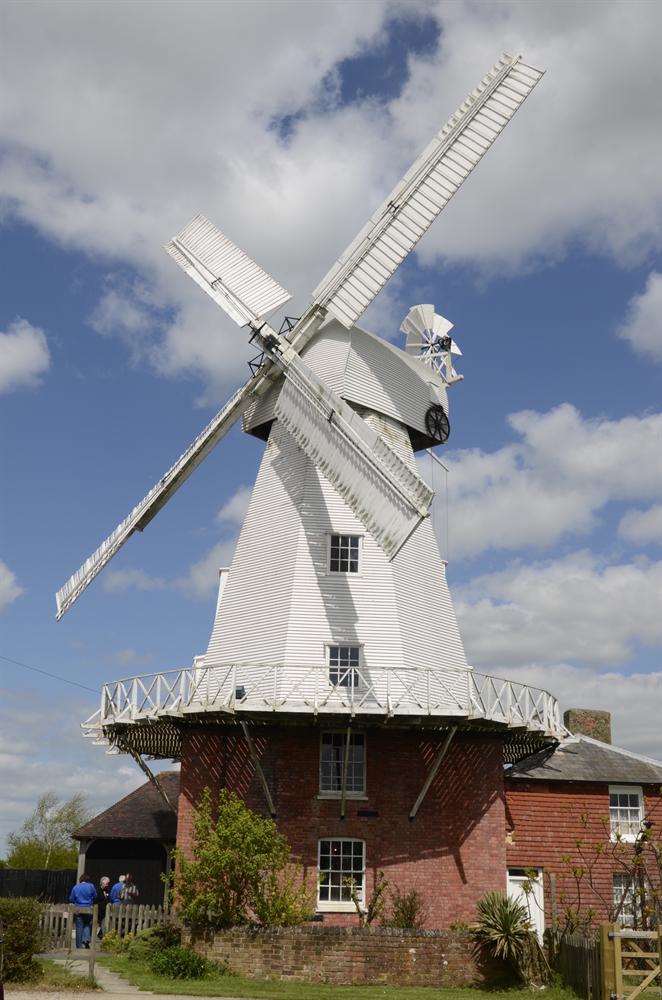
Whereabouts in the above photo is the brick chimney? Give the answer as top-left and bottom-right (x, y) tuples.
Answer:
(564, 708), (611, 744)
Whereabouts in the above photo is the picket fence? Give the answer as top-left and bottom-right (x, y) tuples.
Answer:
(40, 902), (166, 955)
(555, 932), (602, 1000)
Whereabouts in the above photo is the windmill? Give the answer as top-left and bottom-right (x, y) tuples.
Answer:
(57, 52), (545, 623)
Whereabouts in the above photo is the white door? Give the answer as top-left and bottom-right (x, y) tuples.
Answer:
(507, 868), (544, 943)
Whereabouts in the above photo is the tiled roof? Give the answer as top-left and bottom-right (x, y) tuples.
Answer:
(73, 772), (179, 840)
(507, 736), (662, 785)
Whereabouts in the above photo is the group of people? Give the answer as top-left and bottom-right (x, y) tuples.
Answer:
(69, 872), (139, 949)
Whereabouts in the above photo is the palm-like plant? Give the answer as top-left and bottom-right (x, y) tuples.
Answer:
(475, 891), (549, 986)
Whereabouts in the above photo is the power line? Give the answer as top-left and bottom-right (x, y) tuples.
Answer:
(0, 653), (97, 693)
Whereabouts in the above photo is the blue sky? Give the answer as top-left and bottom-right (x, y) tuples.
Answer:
(1, 0), (662, 849)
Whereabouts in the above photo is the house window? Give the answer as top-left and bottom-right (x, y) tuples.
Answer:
(318, 838), (365, 910)
(319, 732), (365, 796)
(329, 534), (360, 573)
(328, 644), (360, 688)
(613, 873), (639, 927)
(609, 786), (644, 842)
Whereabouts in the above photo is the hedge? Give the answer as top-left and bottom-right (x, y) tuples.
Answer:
(0, 896), (44, 982)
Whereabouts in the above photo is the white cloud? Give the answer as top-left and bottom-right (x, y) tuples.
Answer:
(0, 559), (23, 613)
(103, 567), (166, 593)
(457, 551), (662, 668)
(618, 504), (662, 546)
(216, 486), (251, 526)
(505, 663), (662, 761)
(1, 3), (662, 390)
(0, 688), (176, 851)
(438, 404), (662, 559)
(112, 648), (155, 668)
(0, 319), (50, 394)
(617, 272), (662, 363)
(175, 538), (237, 601)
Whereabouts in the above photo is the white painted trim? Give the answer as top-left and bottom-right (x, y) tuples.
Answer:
(609, 784), (644, 844)
(317, 837), (366, 911)
(325, 531), (364, 577)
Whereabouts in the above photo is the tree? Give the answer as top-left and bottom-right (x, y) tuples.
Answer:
(557, 810), (662, 934)
(171, 788), (312, 932)
(6, 792), (89, 869)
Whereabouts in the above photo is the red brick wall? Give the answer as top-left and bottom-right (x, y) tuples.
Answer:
(505, 779), (662, 925)
(177, 725), (507, 928)
(189, 925), (504, 986)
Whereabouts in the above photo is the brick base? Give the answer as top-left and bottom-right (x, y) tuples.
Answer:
(189, 925), (505, 987)
(177, 724), (507, 929)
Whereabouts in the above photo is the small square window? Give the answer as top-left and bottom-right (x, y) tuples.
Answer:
(609, 785), (644, 842)
(328, 645), (360, 688)
(318, 838), (365, 910)
(329, 534), (360, 574)
(320, 732), (365, 795)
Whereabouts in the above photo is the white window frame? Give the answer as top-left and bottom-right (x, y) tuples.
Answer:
(613, 873), (639, 927)
(326, 532), (363, 575)
(318, 731), (367, 800)
(326, 642), (363, 689)
(609, 785), (644, 843)
(317, 838), (366, 912)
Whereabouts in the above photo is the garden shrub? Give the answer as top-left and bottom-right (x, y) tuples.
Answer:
(384, 888), (427, 929)
(0, 897), (44, 982)
(172, 788), (312, 932)
(149, 945), (210, 979)
(126, 924), (181, 960)
(101, 929), (130, 954)
(474, 891), (549, 987)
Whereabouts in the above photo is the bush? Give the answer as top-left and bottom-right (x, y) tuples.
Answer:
(474, 891), (549, 987)
(384, 888), (427, 929)
(101, 929), (130, 954)
(0, 897), (44, 982)
(126, 924), (181, 960)
(172, 788), (312, 932)
(149, 945), (211, 979)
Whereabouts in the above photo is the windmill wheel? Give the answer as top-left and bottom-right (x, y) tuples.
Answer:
(425, 404), (450, 444)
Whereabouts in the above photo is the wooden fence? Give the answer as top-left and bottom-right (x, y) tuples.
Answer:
(556, 931), (602, 1000)
(104, 903), (166, 936)
(556, 925), (661, 1000)
(0, 868), (76, 902)
(40, 902), (166, 976)
(601, 924), (661, 1000)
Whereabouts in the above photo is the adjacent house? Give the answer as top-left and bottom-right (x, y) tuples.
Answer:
(505, 710), (662, 938)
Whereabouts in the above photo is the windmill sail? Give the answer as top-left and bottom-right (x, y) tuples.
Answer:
(274, 354), (433, 559)
(55, 378), (256, 619)
(312, 53), (544, 328)
(165, 215), (291, 327)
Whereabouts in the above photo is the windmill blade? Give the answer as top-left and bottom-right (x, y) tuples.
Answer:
(312, 53), (544, 328)
(165, 214), (291, 328)
(273, 353), (433, 559)
(55, 378), (257, 619)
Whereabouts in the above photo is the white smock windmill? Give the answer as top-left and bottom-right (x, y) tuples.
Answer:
(56, 53), (545, 623)
(63, 52), (565, 761)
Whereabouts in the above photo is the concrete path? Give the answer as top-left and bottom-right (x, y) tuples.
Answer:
(6, 957), (248, 1000)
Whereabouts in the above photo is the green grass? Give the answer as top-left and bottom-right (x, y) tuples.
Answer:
(8, 957), (98, 992)
(98, 954), (578, 1000)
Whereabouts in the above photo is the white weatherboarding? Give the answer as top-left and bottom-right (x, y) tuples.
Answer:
(57, 54), (564, 755)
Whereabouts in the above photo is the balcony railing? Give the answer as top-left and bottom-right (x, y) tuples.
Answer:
(82, 661), (564, 739)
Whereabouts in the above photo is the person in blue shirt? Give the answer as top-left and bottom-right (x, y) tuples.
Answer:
(69, 874), (97, 949)
(109, 876), (125, 905)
